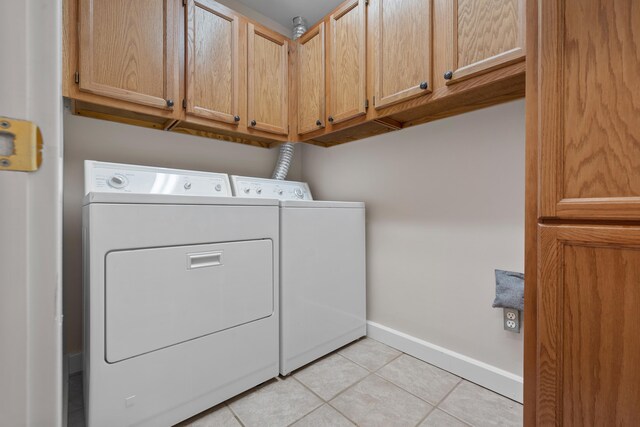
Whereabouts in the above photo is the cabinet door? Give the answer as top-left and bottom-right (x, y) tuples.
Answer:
(186, 0), (240, 125)
(372, 0), (432, 109)
(539, 0), (640, 221)
(328, 0), (366, 125)
(538, 225), (640, 425)
(446, 0), (524, 84)
(247, 23), (288, 135)
(297, 23), (326, 135)
(78, 0), (178, 110)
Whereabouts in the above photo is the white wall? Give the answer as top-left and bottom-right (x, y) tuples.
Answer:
(63, 112), (301, 354)
(301, 100), (525, 378)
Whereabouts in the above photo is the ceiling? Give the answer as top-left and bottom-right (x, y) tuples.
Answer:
(236, 0), (345, 30)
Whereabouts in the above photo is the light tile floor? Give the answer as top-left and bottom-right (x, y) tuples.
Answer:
(68, 338), (522, 427)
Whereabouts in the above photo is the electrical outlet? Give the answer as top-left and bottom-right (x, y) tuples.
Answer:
(503, 308), (520, 333)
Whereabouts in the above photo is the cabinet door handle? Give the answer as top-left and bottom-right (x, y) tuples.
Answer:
(250, 120), (257, 127)
(234, 115), (240, 122)
(166, 99), (174, 107)
(316, 119), (322, 126)
(444, 71), (453, 80)
(328, 116), (334, 123)
(419, 81), (428, 90)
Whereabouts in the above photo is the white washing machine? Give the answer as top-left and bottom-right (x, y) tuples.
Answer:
(83, 162), (279, 427)
(231, 176), (366, 375)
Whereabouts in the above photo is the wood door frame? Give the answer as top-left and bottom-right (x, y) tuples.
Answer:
(78, 0), (179, 110)
(0, 0), (63, 425)
(328, 0), (367, 125)
(372, 0), (432, 109)
(447, 0), (526, 85)
(297, 22), (326, 135)
(185, 0), (240, 125)
(247, 22), (289, 135)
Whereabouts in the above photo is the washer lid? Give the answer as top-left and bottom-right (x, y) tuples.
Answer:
(279, 200), (364, 208)
(83, 192), (279, 206)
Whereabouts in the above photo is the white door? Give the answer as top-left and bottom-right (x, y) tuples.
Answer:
(0, 0), (63, 426)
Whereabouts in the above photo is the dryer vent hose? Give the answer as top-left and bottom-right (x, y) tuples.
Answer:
(271, 142), (295, 180)
(270, 17), (307, 181)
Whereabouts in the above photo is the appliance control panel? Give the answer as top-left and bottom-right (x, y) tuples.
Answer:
(231, 176), (313, 201)
(84, 161), (232, 197)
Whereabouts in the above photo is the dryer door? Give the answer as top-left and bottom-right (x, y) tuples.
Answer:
(105, 239), (273, 362)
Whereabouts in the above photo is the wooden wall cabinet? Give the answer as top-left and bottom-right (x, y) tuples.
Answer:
(537, 225), (640, 425)
(185, 0), (241, 125)
(445, 0), (525, 85)
(247, 23), (289, 135)
(77, 0), (179, 112)
(64, 0), (527, 148)
(371, 0), (432, 109)
(297, 22), (325, 135)
(327, 0), (367, 125)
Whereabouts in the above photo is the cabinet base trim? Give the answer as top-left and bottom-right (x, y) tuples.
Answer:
(366, 321), (523, 403)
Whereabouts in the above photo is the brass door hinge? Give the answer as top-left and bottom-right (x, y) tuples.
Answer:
(0, 117), (43, 172)
(373, 96), (376, 106)
(182, 99), (187, 109)
(364, 99), (369, 110)
(74, 71), (80, 84)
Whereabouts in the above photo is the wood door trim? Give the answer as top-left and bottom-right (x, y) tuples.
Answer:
(247, 22), (289, 135)
(537, 224), (640, 424)
(538, 0), (563, 219)
(297, 22), (326, 135)
(329, 0), (367, 125)
(447, 0), (526, 85)
(78, 0), (176, 110)
(554, 197), (640, 220)
(373, 0), (432, 109)
(185, 0), (240, 125)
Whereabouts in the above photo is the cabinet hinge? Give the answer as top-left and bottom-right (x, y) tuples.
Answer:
(373, 96), (376, 106)
(182, 99), (186, 109)
(74, 71), (79, 84)
(364, 99), (369, 110)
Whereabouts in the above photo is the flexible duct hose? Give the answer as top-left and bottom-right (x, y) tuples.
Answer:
(271, 142), (295, 180)
(271, 17), (307, 181)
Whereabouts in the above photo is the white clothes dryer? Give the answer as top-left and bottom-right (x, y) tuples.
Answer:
(231, 176), (366, 375)
(83, 161), (279, 426)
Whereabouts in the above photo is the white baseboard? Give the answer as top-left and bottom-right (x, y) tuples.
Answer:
(366, 321), (523, 403)
(68, 352), (83, 375)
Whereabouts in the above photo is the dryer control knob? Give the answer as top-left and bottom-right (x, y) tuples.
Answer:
(184, 182), (192, 190)
(215, 184), (222, 192)
(256, 187), (262, 194)
(294, 188), (304, 199)
(108, 174), (128, 189)
(244, 187), (250, 194)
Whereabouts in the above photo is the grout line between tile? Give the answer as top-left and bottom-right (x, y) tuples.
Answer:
(338, 346), (403, 373)
(433, 380), (475, 427)
(413, 405), (437, 427)
(226, 402), (246, 427)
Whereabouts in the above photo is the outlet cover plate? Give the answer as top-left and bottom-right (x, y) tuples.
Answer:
(503, 308), (520, 333)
